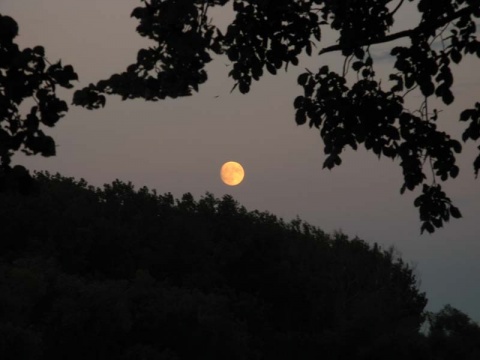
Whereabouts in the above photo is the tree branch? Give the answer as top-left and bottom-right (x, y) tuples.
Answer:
(319, 5), (476, 55)
(390, 0), (405, 17)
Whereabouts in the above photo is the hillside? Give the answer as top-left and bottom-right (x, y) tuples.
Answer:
(0, 172), (438, 360)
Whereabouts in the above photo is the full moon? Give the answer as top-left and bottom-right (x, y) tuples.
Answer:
(220, 161), (245, 186)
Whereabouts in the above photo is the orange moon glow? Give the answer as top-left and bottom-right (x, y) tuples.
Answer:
(220, 161), (245, 186)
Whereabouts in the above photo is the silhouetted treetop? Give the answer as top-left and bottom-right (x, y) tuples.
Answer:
(425, 305), (480, 360)
(0, 172), (432, 360)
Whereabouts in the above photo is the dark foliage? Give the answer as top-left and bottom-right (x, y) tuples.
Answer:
(0, 172), (432, 360)
(424, 305), (480, 360)
(69, 0), (480, 232)
(0, 14), (78, 193)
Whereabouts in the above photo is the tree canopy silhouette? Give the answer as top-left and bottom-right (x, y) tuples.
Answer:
(0, 172), (430, 359)
(0, 14), (78, 192)
(1, 172), (479, 358)
(2, 1), (480, 232)
(72, 0), (479, 233)
(425, 305), (480, 359)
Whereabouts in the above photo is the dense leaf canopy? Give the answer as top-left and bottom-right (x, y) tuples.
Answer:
(425, 305), (480, 359)
(0, 15), (77, 192)
(2, 1), (480, 231)
(72, 0), (480, 233)
(0, 172), (432, 360)
(2, 173), (479, 359)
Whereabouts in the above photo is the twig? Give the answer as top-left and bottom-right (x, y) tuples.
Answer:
(390, 0), (405, 17)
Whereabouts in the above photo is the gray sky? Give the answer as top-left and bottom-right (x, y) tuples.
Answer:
(4, 0), (480, 322)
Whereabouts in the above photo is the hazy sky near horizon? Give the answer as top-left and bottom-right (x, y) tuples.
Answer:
(3, 0), (480, 321)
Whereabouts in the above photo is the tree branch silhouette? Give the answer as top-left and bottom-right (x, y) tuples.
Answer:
(319, 4), (477, 55)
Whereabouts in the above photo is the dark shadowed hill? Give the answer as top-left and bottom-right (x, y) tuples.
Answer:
(0, 172), (478, 360)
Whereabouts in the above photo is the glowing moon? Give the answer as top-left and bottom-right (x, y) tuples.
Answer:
(220, 161), (245, 186)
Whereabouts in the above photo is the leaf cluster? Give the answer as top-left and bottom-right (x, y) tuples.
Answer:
(294, 0), (480, 232)
(460, 102), (480, 176)
(74, 0), (223, 106)
(294, 61), (463, 233)
(0, 14), (78, 191)
(72, 0), (323, 103)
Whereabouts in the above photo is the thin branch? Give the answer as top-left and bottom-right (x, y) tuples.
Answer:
(342, 55), (350, 77)
(32, 94), (40, 105)
(201, 1), (209, 21)
(429, 23), (450, 47)
(346, 54), (354, 73)
(319, 29), (412, 55)
(390, 0), (405, 17)
(421, 96), (437, 184)
(429, 156), (437, 184)
(319, 5), (476, 55)
(402, 84), (419, 99)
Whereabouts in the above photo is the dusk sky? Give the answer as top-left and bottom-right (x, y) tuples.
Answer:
(4, 0), (479, 322)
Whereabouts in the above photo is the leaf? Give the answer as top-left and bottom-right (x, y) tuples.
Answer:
(252, 65), (263, 80)
(421, 222), (435, 234)
(323, 154), (341, 169)
(451, 49), (462, 64)
(353, 47), (365, 59)
(98, 95), (106, 108)
(391, 47), (402, 56)
(474, 153), (480, 178)
(462, 128), (471, 142)
(431, 217), (443, 228)
(362, 68), (371, 78)
(319, 65), (329, 75)
(382, 146), (396, 158)
(131, 7), (146, 19)
(33, 46), (45, 57)
(297, 73), (309, 86)
(450, 140), (462, 153)
(442, 90), (454, 105)
(293, 96), (304, 109)
(449, 165), (459, 178)
(266, 63), (276, 75)
(450, 206), (462, 219)
(323, 156), (334, 169)
(352, 61), (364, 71)
(63, 64), (79, 83)
(0, 15), (19, 42)
(239, 81), (250, 94)
(306, 42), (312, 56)
(420, 80), (434, 97)
(460, 109), (475, 121)
(405, 74), (415, 89)
(334, 155), (342, 165)
(413, 195), (423, 207)
(391, 79), (404, 93)
(227, 48), (239, 62)
(295, 110), (306, 125)
(40, 135), (56, 157)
